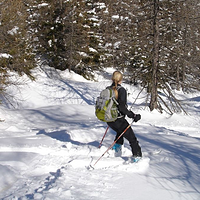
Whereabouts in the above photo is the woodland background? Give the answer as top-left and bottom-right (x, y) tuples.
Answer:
(1, 0), (200, 112)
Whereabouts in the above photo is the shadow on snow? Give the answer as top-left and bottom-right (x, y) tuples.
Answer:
(37, 129), (99, 147)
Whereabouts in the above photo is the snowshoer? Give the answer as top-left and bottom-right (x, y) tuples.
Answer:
(107, 71), (142, 161)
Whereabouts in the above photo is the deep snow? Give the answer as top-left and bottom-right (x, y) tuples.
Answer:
(0, 66), (200, 200)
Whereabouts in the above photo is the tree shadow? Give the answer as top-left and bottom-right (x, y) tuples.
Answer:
(61, 80), (93, 105)
(137, 125), (200, 195)
(37, 129), (99, 147)
(188, 96), (200, 102)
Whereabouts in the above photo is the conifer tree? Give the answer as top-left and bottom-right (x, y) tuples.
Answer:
(0, 0), (35, 98)
(31, 0), (104, 79)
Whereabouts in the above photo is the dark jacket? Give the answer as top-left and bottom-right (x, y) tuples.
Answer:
(111, 83), (134, 118)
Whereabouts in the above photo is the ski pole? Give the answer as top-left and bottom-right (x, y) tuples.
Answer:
(93, 120), (134, 167)
(98, 126), (109, 148)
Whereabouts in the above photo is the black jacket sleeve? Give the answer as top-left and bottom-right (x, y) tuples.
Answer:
(117, 87), (135, 118)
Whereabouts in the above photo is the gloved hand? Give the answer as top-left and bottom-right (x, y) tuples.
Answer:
(127, 111), (141, 122)
(134, 114), (141, 122)
(127, 111), (135, 118)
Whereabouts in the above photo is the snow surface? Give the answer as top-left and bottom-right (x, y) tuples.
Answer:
(0, 66), (200, 200)
(0, 53), (12, 59)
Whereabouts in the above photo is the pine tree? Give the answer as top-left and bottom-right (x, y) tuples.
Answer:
(123, 0), (200, 113)
(0, 0), (35, 99)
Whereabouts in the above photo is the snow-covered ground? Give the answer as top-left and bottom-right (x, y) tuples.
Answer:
(0, 66), (200, 200)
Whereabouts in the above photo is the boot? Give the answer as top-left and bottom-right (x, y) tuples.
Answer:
(112, 143), (122, 157)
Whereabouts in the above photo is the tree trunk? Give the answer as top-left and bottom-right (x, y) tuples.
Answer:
(149, 0), (159, 111)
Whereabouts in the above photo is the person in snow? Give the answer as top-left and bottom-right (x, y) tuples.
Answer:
(107, 71), (142, 160)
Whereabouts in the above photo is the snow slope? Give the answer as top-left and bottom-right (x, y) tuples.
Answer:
(0, 66), (200, 200)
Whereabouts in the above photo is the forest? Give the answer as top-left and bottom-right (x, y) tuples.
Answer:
(0, 0), (200, 112)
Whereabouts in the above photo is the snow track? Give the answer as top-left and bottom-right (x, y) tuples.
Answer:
(0, 67), (200, 199)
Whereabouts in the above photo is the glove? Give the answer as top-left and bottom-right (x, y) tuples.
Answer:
(127, 111), (135, 118)
(134, 114), (141, 122)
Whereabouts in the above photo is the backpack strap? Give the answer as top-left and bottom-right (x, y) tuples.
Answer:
(113, 97), (119, 105)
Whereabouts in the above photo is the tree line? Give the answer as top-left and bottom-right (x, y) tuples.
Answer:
(0, 0), (200, 113)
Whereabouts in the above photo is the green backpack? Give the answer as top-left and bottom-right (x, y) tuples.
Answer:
(95, 87), (119, 122)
